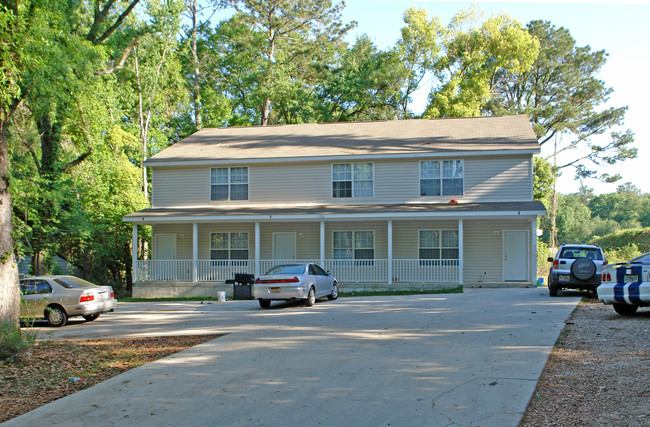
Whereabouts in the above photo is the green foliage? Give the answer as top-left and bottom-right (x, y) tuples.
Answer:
(533, 157), (555, 209)
(593, 228), (650, 257)
(0, 320), (37, 360)
(537, 240), (551, 276)
(489, 20), (636, 184)
(420, 6), (539, 118)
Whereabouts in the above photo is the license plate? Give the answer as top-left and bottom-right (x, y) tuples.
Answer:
(624, 274), (638, 283)
(270, 288), (280, 293)
(559, 275), (570, 281)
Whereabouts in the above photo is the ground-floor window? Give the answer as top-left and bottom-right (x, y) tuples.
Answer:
(210, 232), (249, 265)
(333, 230), (374, 265)
(419, 230), (459, 265)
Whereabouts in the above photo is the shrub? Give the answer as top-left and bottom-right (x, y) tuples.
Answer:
(0, 320), (37, 361)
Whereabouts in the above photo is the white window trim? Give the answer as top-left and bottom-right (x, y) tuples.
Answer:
(331, 162), (375, 199)
(418, 229), (460, 260)
(209, 231), (250, 260)
(210, 167), (250, 201)
(332, 230), (375, 260)
(419, 160), (464, 197)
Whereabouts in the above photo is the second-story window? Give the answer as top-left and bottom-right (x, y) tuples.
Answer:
(420, 160), (463, 196)
(332, 163), (373, 198)
(211, 167), (248, 201)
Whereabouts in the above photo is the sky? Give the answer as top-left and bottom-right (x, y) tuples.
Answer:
(338, 0), (650, 195)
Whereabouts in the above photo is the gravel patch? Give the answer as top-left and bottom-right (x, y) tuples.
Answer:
(520, 297), (650, 426)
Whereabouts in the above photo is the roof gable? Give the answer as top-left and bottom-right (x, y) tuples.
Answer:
(146, 115), (539, 166)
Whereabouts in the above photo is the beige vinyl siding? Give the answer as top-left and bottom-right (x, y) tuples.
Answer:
(325, 221), (388, 258)
(152, 168), (208, 208)
(259, 222), (321, 259)
(464, 156), (532, 201)
(391, 220), (459, 259)
(150, 155), (533, 207)
(462, 219), (530, 283)
(250, 164), (330, 203)
(152, 224), (194, 259)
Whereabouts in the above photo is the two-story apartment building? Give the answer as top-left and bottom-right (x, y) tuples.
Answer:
(123, 115), (546, 297)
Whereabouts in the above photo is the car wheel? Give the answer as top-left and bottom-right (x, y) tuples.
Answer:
(549, 281), (559, 297)
(305, 287), (316, 307)
(259, 299), (271, 309)
(328, 282), (339, 300)
(613, 303), (638, 316)
(83, 314), (100, 322)
(570, 258), (597, 281)
(46, 305), (68, 327)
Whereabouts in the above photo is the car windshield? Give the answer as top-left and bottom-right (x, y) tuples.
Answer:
(54, 277), (98, 289)
(265, 264), (306, 275)
(560, 248), (603, 260)
(630, 252), (650, 263)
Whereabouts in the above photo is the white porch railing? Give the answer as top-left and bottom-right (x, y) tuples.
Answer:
(135, 260), (192, 282)
(136, 259), (459, 283)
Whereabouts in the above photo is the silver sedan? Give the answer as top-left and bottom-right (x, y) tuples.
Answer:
(20, 275), (117, 327)
(253, 263), (338, 308)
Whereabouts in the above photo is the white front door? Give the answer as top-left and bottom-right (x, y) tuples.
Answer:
(156, 234), (177, 259)
(503, 230), (528, 281)
(274, 232), (296, 260)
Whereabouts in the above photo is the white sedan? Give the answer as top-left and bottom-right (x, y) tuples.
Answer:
(253, 263), (338, 309)
(20, 275), (118, 326)
(597, 252), (650, 315)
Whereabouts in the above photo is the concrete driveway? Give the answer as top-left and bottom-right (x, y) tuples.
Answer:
(6, 288), (580, 427)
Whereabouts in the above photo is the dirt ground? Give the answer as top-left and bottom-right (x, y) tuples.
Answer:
(2, 298), (648, 425)
(520, 296), (649, 426)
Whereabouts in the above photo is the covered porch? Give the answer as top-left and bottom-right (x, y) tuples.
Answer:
(124, 202), (545, 296)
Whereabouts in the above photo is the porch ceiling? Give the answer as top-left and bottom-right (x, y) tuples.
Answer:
(123, 201), (546, 224)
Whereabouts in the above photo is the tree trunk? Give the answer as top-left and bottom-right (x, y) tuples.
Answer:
(261, 98), (271, 126)
(0, 110), (20, 325)
(190, 0), (202, 130)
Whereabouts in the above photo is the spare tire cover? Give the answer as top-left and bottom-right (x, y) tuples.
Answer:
(571, 258), (597, 281)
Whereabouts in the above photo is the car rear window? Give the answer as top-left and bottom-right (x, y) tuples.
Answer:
(560, 248), (603, 260)
(265, 264), (306, 275)
(54, 277), (97, 289)
(631, 253), (650, 263)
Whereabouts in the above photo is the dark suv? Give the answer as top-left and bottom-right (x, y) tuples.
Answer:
(547, 244), (607, 296)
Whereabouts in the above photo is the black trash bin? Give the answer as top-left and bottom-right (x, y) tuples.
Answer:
(233, 273), (255, 300)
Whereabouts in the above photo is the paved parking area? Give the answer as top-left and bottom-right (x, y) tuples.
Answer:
(7, 288), (581, 427)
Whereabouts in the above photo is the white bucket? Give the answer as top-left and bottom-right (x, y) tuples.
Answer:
(217, 291), (226, 302)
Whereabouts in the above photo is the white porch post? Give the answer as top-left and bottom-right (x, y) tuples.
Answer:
(255, 222), (261, 278)
(531, 219), (537, 285)
(132, 223), (138, 284)
(387, 220), (393, 285)
(320, 221), (325, 266)
(192, 223), (198, 283)
(458, 219), (464, 285)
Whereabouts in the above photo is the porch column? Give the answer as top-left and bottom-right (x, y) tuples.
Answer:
(317, 221), (325, 267)
(458, 219), (464, 285)
(387, 220), (393, 285)
(255, 222), (261, 278)
(132, 223), (138, 284)
(531, 219), (538, 284)
(192, 223), (198, 283)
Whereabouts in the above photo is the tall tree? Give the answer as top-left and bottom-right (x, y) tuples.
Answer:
(0, 0), (24, 323)
(221, 0), (353, 126)
(488, 20), (637, 248)
(421, 6), (539, 118)
(315, 36), (403, 122)
(393, 7), (443, 117)
(0, 0), (144, 324)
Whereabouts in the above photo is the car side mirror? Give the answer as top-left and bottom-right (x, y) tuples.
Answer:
(547, 257), (554, 262)
(326, 271), (332, 276)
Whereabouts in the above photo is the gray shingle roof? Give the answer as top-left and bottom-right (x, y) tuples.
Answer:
(146, 115), (539, 165)
(124, 201), (546, 223)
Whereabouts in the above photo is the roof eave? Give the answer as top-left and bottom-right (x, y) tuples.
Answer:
(144, 148), (540, 168)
